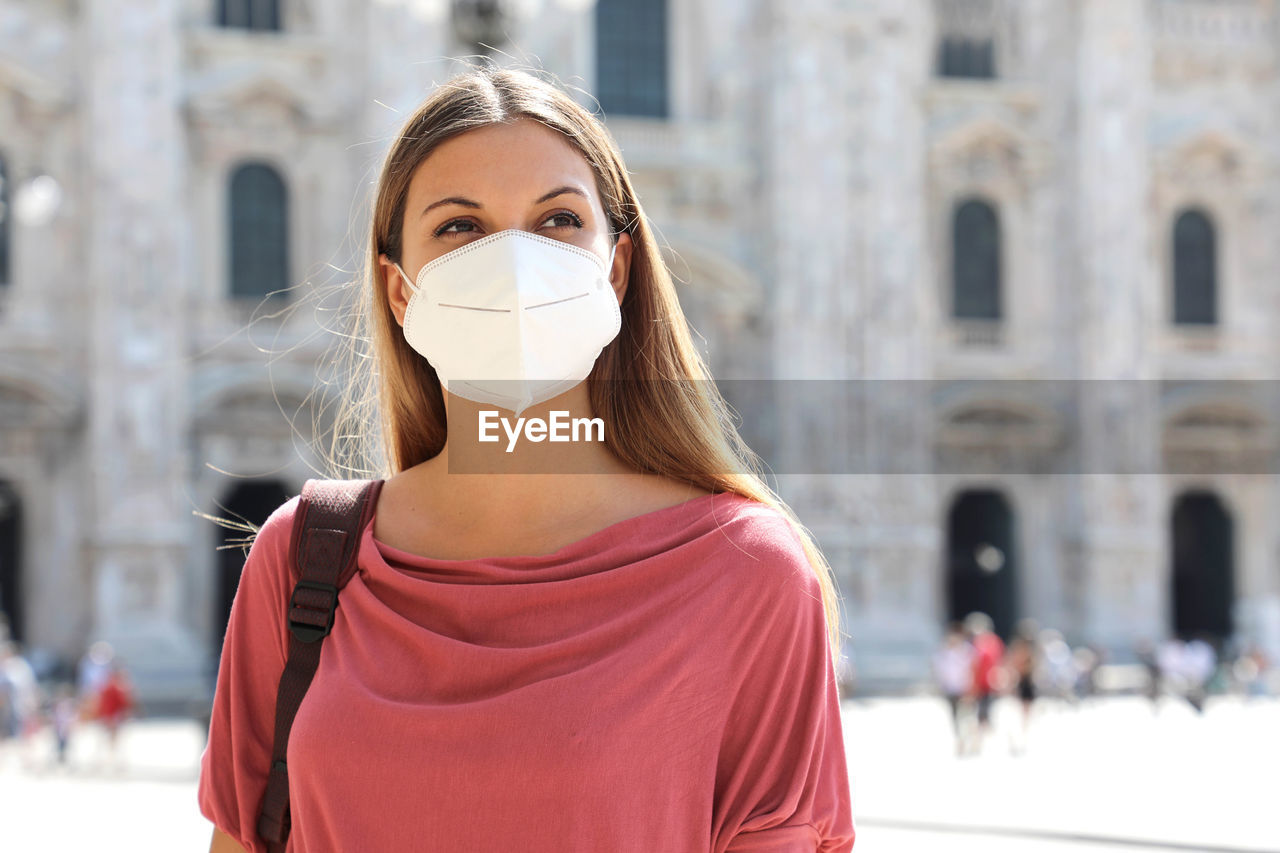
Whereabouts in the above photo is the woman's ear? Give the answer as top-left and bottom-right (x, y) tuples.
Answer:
(379, 254), (411, 327)
(609, 232), (633, 304)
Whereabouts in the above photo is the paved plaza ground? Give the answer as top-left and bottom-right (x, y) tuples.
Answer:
(848, 694), (1279, 852)
(0, 694), (1275, 851)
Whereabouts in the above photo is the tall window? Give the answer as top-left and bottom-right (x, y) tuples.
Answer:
(228, 163), (289, 300)
(952, 199), (1001, 319)
(1173, 208), (1216, 325)
(595, 0), (668, 118)
(0, 155), (10, 290)
(938, 36), (996, 78)
(218, 0), (280, 31)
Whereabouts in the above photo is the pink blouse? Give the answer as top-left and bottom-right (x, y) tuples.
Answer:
(198, 489), (855, 851)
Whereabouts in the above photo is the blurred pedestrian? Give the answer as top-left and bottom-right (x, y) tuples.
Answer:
(932, 622), (974, 755)
(76, 640), (115, 706)
(1137, 639), (1161, 710)
(1254, 647), (1277, 698)
(51, 683), (78, 768)
(1039, 629), (1077, 707)
(0, 648), (11, 745)
(964, 612), (1004, 756)
(1233, 645), (1271, 699)
(0, 640), (42, 771)
(1182, 636), (1216, 714)
(89, 661), (137, 772)
(1157, 638), (1188, 710)
(83, 655), (138, 768)
(1005, 620), (1040, 754)
(1072, 645), (1101, 702)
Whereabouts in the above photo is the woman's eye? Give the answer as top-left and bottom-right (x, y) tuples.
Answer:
(543, 211), (583, 229)
(435, 219), (478, 237)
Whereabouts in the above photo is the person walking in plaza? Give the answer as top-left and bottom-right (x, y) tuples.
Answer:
(965, 612), (1005, 756)
(199, 64), (855, 852)
(90, 662), (137, 772)
(50, 683), (78, 769)
(0, 640), (41, 772)
(1005, 620), (1040, 755)
(1182, 635), (1217, 714)
(1137, 638), (1162, 711)
(932, 622), (974, 756)
(75, 640), (115, 715)
(1156, 637), (1186, 710)
(1039, 628), (1077, 706)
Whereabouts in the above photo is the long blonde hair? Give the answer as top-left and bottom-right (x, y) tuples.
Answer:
(329, 64), (848, 665)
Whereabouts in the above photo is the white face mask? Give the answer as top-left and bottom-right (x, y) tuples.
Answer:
(394, 229), (621, 417)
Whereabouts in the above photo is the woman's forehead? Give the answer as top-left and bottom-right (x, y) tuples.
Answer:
(408, 119), (600, 205)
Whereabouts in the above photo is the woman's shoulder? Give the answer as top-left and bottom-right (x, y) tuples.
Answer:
(703, 493), (819, 595)
(239, 494), (304, 583)
(252, 494), (304, 550)
(710, 493), (808, 555)
(696, 496), (829, 671)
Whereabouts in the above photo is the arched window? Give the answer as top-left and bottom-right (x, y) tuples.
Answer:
(595, 0), (668, 118)
(952, 199), (1001, 320)
(939, 36), (996, 79)
(218, 0), (280, 31)
(1173, 208), (1216, 325)
(228, 163), (289, 300)
(0, 155), (10, 290)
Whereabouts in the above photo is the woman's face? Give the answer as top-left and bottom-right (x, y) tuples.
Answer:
(379, 118), (632, 327)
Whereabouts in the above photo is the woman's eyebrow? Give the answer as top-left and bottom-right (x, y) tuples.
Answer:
(421, 196), (480, 218)
(533, 185), (589, 205)
(420, 186), (589, 219)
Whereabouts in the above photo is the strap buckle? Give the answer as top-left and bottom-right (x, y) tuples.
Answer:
(288, 579), (339, 643)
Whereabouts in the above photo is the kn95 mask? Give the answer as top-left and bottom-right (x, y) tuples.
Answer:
(394, 229), (621, 417)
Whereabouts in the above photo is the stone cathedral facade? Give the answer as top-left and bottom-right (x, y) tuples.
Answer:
(2, 0), (1279, 700)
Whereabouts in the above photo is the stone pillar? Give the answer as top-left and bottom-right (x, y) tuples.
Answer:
(859, 0), (936, 685)
(82, 0), (198, 701)
(758, 0), (860, 662)
(1073, 0), (1162, 654)
(763, 0), (857, 384)
(760, 0), (934, 686)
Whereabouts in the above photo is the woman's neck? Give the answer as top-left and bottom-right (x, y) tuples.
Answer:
(417, 386), (643, 527)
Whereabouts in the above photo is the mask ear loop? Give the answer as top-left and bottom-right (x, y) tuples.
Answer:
(391, 259), (448, 393)
(392, 262), (421, 295)
(603, 235), (620, 287)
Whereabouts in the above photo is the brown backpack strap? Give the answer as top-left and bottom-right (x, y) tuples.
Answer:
(257, 478), (383, 851)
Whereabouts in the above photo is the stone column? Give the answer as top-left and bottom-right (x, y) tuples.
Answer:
(82, 0), (197, 701)
(1073, 0), (1162, 653)
(758, 0), (861, 651)
(761, 0), (934, 686)
(857, 0), (936, 685)
(763, 0), (858, 385)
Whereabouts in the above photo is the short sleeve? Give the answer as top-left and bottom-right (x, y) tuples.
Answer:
(197, 497), (299, 852)
(711, 512), (856, 853)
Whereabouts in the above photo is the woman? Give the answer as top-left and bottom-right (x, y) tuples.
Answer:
(931, 622), (973, 756)
(1005, 624), (1039, 755)
(200, 64), (855, 852)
